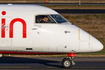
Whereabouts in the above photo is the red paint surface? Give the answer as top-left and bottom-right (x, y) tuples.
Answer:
(68, 53), (76, 57)
(2, 11), (6, 15)
(9, 18), (27, 38)
(0, 51), (65, 55)
(45, 0), (47, 3)
(1, 18), (5, 38)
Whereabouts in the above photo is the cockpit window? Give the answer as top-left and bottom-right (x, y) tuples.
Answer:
(51, 15), (68, 23)
(36, 15), (56, 23)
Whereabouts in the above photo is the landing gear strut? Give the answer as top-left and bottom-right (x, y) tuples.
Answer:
(62, 53), (76, 68)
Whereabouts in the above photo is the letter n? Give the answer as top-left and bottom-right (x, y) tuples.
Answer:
(9, 18), (27, 38)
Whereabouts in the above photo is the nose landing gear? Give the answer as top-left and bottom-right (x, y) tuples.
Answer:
(62, 53), (76, 68)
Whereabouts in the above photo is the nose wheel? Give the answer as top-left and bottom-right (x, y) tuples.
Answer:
(62, 53), (76, 68)
(62, 58), (72, 68)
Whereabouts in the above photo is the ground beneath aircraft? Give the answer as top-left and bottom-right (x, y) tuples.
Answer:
(0, 57), (105, 70)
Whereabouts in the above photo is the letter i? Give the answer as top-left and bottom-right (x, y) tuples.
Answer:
(1, 11), (6, 38)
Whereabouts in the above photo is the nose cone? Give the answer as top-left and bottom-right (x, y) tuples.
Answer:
(92, 38), (104, 52)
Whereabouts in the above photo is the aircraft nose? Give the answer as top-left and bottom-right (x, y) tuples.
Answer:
(92, 38), (104, 52)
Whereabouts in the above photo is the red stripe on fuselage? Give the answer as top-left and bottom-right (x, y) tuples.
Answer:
(0, 51), (65, 55)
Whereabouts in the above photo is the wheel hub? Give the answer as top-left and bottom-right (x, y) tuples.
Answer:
(64, 60), (70, 67)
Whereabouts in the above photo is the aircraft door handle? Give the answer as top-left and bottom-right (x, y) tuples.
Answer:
(65, 31), (70, 33)
(32, 28), (37, 30)
(37, 32), (40, 34)
(32, 28), (40, 34)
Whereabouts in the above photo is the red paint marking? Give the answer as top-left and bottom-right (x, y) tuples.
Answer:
(68, 53), (76, 57)
(2, 11), (6, 15)
(1, 11), (6, 38)
(45, 0), (47, 3)
(9, 18), (27, 38)
(0, 51), (65, 54)
(1, 11), (27, 38)
(1, 18), (5, 38)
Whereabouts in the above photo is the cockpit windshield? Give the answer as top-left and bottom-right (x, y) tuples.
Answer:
(51, 15), (68, 23)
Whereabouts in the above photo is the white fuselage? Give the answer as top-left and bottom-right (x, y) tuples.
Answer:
(0, 4), (103, 54)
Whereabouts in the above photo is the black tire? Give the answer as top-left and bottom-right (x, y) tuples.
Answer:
(62, 58), (72, 68)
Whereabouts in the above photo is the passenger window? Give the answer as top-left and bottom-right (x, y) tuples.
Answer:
(36, 15), (56, 23)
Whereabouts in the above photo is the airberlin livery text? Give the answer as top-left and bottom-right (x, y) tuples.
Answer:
(1, 11), (27, 38)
